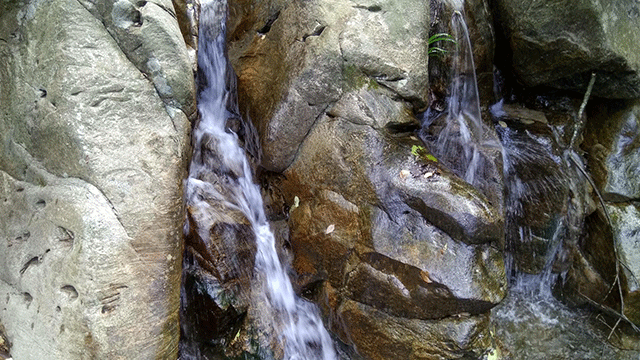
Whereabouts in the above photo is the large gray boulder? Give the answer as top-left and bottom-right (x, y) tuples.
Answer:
(0, 0), (193, 358)
(493, 0), (640, 98)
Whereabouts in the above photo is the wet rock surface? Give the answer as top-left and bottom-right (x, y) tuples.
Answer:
(234, 73), (505, 360)
(608, 203), (640, 326)
(224, 0), (509, 356)
(336, 300), (491, 360)
(493, 0), (640, 98)
(584, 100), (640, 202)
(552, 98), (640, 332)
(227, 0), (431, 172)
(215, 0), (640, 357)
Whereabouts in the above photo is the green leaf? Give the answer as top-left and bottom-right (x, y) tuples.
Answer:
(411, 145), (438, 162)
(428, 33), (456, 57)
(428, 33), (456, 45)
(428, 47), (448, 56)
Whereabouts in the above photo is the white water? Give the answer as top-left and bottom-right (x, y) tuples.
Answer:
(433, 11), (499, 189)
(185, 1), (337, 359)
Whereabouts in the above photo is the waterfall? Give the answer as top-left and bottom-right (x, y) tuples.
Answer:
(430, 9), (584, 295)
(491, 100), (590, 296)
(496, 119), (567, 293)
(184, 1), (337, 358)
(429, 11), (499, 192)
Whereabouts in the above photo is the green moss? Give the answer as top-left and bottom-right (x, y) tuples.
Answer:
(342, 64), (379, 91)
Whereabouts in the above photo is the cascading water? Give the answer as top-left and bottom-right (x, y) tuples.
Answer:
(423, 8), (637, 359)
(184, 1), (337, 358)
(429, 8), (582, 295)
(495, 117), (569, 287)
(424, 10), (502, 202)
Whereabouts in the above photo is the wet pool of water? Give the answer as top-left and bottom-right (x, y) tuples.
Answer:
(491, 284), (640, 360)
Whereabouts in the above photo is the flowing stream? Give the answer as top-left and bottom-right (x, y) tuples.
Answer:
(185, 1), (337, 358)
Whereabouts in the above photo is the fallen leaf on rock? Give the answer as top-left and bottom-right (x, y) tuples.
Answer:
(325, 224), (335, 234)
(289, 196), (300, 213)
(440, 242), (448, 255)
(453, 312), (471, 318)
(420, 270), (432, 283)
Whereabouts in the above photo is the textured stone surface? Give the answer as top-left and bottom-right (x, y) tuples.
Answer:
(225, 0), (506, 356)
(335, 300), (491, 360)
(555, 99), (640, 329)
(584, 99), (640, 202)
(0, 172), (164, 359)
(228, 0), (430, 172)
(0, 0), (193, 358)
(609, 203), (640, 325)
(494, 0), (640, 98)
(76, 0), (197, 118)
(277, 93), (505, 356)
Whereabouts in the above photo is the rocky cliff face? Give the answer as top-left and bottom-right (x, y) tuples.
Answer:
(493, 0), (640, 99)
(2, 0), (640, 358)
(223, 0), (508, 357)
(221, 0), (640, 357)
(0, 0), (194, 358)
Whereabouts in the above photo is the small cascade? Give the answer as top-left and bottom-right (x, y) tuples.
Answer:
(429, 7), (590, 297)
(425, 10), (501, 200)
(491, 97), (592, 297)
(496, 117), (566, 285)
(184, 1), (336, 359)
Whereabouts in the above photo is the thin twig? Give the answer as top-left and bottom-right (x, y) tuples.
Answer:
(569, 152), (628, 321)
(578, 291), (640, 333)
(571, 72), (597, 149)
(608, 318), (622, 340)
(578, 72), (597, 120)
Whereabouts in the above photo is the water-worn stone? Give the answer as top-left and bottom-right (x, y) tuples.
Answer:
(180, 201), (258, 358)
(584, 99), (640, 202)
(278, 89), (505, 356)
(226, 0), (506, 355)
(76, 0), (197, 118)
(554, 202), (640, 327)
(555, 99), (640, 329)
(0, 172), (163, 359)
(228, 0), (430, 172)
(609, 203), (640, 325)
(0, 0), (193, 357)
(335, 300), (491, 360)
(493, 0), (640, 98)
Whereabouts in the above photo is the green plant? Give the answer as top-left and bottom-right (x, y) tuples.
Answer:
(411, 145), (438, 162)
(428, 33), (456, 57)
